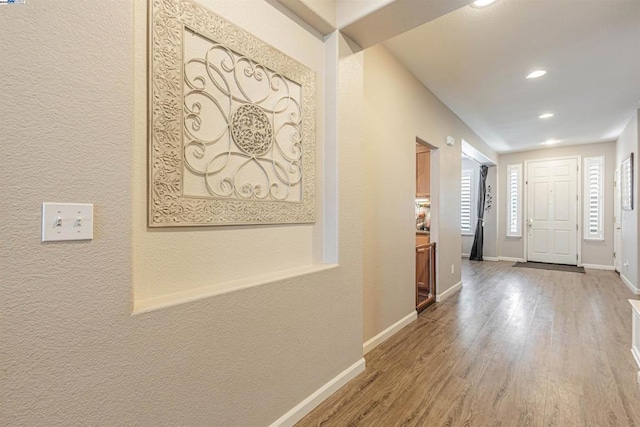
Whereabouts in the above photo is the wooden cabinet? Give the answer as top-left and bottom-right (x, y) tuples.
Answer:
(416, 241), (436, 313)
(416, 150), (430, 198)
(416, 234), (430, 246)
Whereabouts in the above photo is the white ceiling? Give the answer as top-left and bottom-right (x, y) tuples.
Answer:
(383, 0), (640, 153)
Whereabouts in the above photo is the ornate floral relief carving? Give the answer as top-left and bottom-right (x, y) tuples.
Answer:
(149, 0), (316, 226)
(230, 104), (274, 157)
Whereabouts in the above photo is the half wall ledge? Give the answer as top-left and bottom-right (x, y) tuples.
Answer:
(133, 263), (339, 315)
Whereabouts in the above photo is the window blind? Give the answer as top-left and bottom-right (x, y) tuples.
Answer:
(506, 164), (522, 237)
(461, 169), (473, 234)
(584, 156), (604, 241)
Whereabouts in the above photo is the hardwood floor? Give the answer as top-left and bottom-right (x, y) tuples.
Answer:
(297, 260), (640, 426)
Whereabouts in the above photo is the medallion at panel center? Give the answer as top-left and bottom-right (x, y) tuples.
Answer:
(231, 104), (274, 157)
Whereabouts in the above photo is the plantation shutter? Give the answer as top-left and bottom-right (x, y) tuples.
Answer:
(461, 169), (473, 234)
(584, 157), (604, 240)
(506, 164), (522, 237)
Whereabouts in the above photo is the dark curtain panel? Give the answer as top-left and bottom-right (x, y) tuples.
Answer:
(470, 165), (488, 261)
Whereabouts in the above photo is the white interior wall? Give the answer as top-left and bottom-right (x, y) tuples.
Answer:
(1, 1), (366, 424)
(498, 141), (617, 267)
(5, 0), (633, 423)
(362, 44), (496, 342)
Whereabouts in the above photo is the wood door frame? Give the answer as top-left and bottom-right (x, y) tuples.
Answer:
(523, 155), (582, 266)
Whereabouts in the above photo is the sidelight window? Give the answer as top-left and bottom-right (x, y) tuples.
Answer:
(584, 156), (604, 241)
(461, 169), (474, 235)
(506, 164), (522, 237)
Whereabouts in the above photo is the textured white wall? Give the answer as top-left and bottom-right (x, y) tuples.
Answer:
(1, 1), (364, 424)
(498, 141), (617, 267)
(616, 112), (639, 287)
(362, 45), (496, 342)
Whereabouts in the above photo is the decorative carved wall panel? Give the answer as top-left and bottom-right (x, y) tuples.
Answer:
(149, 0), (316, 226)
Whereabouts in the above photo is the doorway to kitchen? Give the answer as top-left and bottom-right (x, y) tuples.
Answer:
(415, 139), (437, 313)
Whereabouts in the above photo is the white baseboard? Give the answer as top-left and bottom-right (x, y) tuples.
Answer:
(270, 358), (366, 427)
(632, 347), (640, 370)
(581, 263), (615, 271)
(462, 254), (499, 262)
(436, 281), (462, 302)
(632, 347), (640, 388)
(499, 256), (525, 262)
(363, 311), (417, 355)
(621, 273), (640, 295)
(461, 254), (500, 261)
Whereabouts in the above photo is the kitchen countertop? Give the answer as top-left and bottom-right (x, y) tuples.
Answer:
(416, 230), (430, 235)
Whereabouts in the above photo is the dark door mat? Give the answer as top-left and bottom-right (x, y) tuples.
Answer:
(513, 262), (585, 274)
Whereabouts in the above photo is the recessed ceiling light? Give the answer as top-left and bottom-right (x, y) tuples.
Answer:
(471, 0), (497, 7)
(526, 70), (547, 79)
(539, 113), (554, 119)
(541, 139), (559, 145)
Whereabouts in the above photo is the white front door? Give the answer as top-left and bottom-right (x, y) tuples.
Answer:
(614, 168), (622, 272)
(526, 158), (578, 265)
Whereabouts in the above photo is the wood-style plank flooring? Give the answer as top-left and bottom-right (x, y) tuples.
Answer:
(298, 260), (640, 426)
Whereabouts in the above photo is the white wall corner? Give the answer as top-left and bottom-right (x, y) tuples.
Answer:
(436, 281), (462, 302)
(363, 311), (417, 355)
(272, 0), (336, 36)
(339, 0), (471, 49)
(621, 274), (640, 295)
(269, 358), (366, 427)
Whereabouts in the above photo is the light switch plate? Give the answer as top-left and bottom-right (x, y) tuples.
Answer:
(42, 203), (93, 242)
